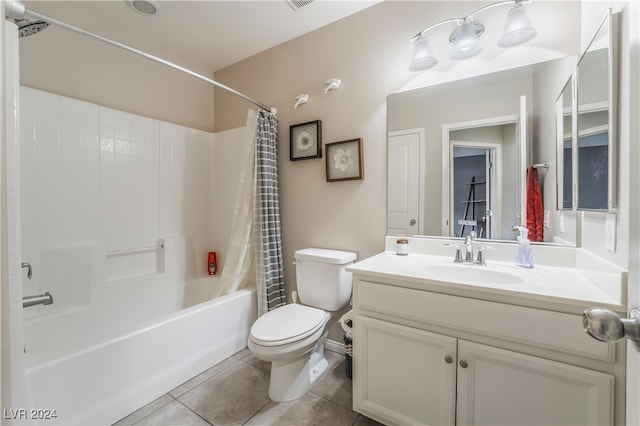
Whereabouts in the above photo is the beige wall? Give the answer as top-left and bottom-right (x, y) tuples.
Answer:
(213, 1), (581, 295)
(18, 2), (215, 132)
(213, 0), (582, 341)
(11, 0), (638, 343)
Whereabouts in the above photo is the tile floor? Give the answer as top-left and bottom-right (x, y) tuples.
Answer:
(113, 348), (382, 426)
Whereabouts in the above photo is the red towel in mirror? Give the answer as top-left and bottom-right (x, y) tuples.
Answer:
(526, 166), (544, 242)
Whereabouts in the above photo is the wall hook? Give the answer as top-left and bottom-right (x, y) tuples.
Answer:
(293, 94), (309, 109)
(323, 78), (341, 94)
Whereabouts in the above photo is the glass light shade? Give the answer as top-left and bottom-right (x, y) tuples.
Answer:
(450, 23), (483, 60)
(408, 36), (438, 71)
(498, 5), (538, 47)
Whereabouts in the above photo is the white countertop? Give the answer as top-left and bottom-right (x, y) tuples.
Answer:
(348, 241), (627, 314)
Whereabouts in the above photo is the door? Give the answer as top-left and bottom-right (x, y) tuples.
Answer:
(456, 340), (613, 426)
(451, 145), (496, 238)
(387, 129), (423, 235)
(353, 316), (456, 426)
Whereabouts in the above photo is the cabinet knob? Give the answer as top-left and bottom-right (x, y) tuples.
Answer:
(444, 355), (453, 364)
(459, 359), (468, 368)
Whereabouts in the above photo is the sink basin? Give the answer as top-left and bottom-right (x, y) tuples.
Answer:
(422, 264), (524, 285)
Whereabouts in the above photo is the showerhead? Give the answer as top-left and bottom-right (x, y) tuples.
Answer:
(16, 19), (50, 38)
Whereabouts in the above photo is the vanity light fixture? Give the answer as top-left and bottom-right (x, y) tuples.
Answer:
(409, 0), (537, 71)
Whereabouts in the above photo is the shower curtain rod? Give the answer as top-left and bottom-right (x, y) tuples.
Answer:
(12, 6), (275, 114)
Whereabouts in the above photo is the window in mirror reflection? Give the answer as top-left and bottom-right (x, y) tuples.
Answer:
(577, 128), (608, 210)
(562, 137), (572, 209)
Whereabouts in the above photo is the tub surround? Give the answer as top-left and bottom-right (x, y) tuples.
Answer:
(348, 236), (626, 425)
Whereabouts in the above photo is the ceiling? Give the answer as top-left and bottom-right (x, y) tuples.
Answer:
(21, 0), (382, 73)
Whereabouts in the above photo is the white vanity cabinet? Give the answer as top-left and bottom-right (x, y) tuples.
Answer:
(352, 277), (616, 426)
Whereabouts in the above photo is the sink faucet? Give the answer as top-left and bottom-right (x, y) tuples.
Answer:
(446, 231), (495, 266)
(463, 231), (476, 262)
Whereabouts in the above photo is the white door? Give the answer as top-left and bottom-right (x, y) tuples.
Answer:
(353, 316), (456, 426)
(387, 129), (423, 235)
(456, 340), (613, 426)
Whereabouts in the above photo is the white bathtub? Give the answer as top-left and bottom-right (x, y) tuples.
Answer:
(20, 278), (257, 425)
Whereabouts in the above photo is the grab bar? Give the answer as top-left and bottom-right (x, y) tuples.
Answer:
(23, 292), (54, 308)
(107, 243), (164, 257)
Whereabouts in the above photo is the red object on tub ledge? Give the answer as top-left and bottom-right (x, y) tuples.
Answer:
(208, 252), (217, 275)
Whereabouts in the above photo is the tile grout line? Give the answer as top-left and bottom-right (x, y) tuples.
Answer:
(174, 398), (215, 426)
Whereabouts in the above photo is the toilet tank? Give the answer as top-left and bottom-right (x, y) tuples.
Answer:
(294, 248), (357, 311)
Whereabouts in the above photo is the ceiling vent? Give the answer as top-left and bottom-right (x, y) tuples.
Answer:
(285, 0), (314, 11)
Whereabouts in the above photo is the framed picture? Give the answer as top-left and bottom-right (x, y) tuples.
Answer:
(325, 138), (364, 182)
(290, 120), (322, 161)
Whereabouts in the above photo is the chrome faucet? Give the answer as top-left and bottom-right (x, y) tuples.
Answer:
(22, 292), (53, 308)
(22, 262), (32, 279)
(463, 231), (476, 262)
(446, 231), (495, 266)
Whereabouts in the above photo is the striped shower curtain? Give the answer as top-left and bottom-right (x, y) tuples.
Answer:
(214, 109), (286, 316)
(254, 110), (286, 316)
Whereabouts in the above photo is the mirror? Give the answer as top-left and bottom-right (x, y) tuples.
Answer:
(442, 115), (522, 240)
(575, 10), (618, 211)
(388, 57), (576, 244)
(556, 75), (574, 210)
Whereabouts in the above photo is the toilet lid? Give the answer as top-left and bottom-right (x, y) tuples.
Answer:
(250, 304), (327, 347)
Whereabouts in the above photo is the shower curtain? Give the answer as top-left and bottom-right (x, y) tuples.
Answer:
(215, 109), (286, 316)
(254, 111), (286, 315)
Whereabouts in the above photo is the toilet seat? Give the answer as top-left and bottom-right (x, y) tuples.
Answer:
(250, 304), (327, 347)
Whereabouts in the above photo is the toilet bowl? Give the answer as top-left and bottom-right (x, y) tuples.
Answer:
(248, 304), (331, 401)
(248, 248), (356, 402)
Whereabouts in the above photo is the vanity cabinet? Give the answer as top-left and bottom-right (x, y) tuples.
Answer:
(352, 278), (615, 426)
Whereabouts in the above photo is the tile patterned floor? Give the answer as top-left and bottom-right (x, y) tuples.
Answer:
(113, 349), (382, 426)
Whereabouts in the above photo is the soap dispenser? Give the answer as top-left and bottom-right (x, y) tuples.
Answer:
(514, 226), (534, 269)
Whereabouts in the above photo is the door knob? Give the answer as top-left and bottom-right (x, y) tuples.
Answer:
(410, 218), (417, 226)
(583, 307), (640, 349)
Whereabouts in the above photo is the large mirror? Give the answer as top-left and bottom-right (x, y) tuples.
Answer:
(388, 56), (576, 244)
(575, 10), (618, 211)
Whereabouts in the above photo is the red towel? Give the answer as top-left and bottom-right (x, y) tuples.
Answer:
(526, 166), (544, 242)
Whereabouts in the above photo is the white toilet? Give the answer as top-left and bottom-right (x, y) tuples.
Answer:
(248, 247), (357, 402)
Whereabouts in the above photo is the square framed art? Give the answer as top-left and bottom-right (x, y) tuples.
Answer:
(325, 138), (364, 182)
(290, 120), (322, 161)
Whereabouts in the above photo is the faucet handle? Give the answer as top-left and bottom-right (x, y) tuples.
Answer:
(476, 246), (496, 266)
(445, 243), (463, 263)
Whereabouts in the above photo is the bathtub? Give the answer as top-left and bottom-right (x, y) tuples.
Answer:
(20, 277), (257, 425)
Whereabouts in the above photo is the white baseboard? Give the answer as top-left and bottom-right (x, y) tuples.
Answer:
(324, 338), (345, 354)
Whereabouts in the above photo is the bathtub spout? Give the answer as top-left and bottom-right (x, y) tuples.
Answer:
(23, 292), (53, 308)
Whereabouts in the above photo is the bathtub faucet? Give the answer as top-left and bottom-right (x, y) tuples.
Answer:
(23, 292), (53, 308)
(22, 262), (32, 279)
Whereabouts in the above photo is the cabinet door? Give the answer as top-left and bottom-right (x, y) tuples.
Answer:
(456, 340), (614, 426)
(354, 316), (457, 426)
